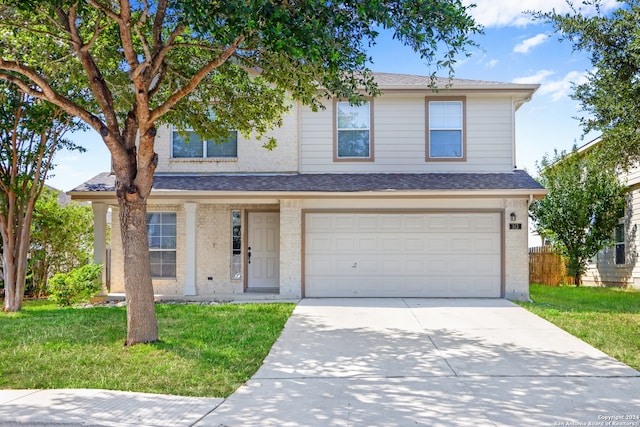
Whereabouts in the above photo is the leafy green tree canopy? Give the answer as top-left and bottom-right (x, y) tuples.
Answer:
(538, 0), (640, 169)
(28, 187), (94, 298)
(529, 147), (627, 285)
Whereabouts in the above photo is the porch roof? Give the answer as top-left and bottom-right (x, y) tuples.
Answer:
(70, 170), (545, 198)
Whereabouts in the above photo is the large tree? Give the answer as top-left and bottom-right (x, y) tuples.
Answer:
(529, 147), (626, 286)
(0, 83), (82, 311)
(539, 0), (640, 168)
(0, 0), (480, 344)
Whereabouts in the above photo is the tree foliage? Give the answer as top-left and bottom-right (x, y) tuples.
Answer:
(529, 147), (627, 285)
(0, 0), (480, 343)
(0, 82), (83, 311)
(27, 187), (94, 298)
(539, 0), (640, 168)
(48, 263), (102, 307)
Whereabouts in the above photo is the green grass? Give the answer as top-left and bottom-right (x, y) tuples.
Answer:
(518, 284), (640, 370)
(0, 300), (295, 397)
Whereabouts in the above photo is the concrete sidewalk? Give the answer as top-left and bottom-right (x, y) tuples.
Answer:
(0, 388), (223, 426)
(2, 298), (640, 426)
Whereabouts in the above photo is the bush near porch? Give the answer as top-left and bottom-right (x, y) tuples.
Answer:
(0, 301), (294, 397)
(518, 284), (640, 370)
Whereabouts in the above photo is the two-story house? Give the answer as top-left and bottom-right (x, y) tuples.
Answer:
(69, 72), (546, 301)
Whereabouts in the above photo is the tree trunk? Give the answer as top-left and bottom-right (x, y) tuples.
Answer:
(2, 228), (29, 312)
(119, 196), (158, 345)
(2, 250), (21, 312)
(574, 273), (582, 287)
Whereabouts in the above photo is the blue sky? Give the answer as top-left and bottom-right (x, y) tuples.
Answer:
(47, 0), (620, 191)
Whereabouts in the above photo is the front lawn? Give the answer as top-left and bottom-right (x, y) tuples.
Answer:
(0, 300), (295, 397)
(519, 284), (640, 370)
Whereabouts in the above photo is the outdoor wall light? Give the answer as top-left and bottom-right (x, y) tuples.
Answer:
(510, 212), (517, 222)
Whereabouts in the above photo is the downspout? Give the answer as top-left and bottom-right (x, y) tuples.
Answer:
(512, 97), (517, 169)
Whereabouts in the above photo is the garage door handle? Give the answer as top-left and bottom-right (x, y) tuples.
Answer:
(248, 247), (251, 264)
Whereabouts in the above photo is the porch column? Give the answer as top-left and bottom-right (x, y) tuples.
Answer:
(183, 202), (197, 296)
(279, 199), (302, 298)
(92, 202), (108, 295)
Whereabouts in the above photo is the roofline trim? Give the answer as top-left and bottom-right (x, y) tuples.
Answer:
(69, 188), (548, 202)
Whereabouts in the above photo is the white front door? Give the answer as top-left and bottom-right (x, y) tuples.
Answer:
(247, 212), (280, 289)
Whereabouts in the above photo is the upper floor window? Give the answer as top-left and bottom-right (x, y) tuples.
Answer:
(172, 129), (238, 158)
(615, 223), (625, 265)
(426, 97), (466, 161)
(334, 100), (374, 161)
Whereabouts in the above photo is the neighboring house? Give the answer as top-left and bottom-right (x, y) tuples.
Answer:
(578, 137), (640, 288)
(69, 72), (546, 301)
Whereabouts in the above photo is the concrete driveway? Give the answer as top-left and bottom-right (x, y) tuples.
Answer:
(201, 298), (640, 427)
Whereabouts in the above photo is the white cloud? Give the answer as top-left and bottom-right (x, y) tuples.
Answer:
(538, 70), (588, 101)
(513, 33), (549, 54)
(462, 0), (620, 28)
(513, 69), (555, 84)
(485, 59), (499, 69)
(513, 69), (588, 101)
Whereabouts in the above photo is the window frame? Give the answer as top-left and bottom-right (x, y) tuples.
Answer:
(425, 96), (467, 162)
(333, 98), (375, 162)
(231, 210), (242, 280)
(614, 222), (626, 265)
(171, 127), (238, 159)
(147, 212), (177, 279)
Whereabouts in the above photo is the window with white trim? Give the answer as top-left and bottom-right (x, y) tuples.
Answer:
(172, 129), (238, 158)
(335, 100), (372, 160)
(615, 223), (625, 265)
(147, 212), (176, 278)
(426, 98), (465, 160)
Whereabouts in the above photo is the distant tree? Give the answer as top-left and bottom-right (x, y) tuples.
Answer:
(539, 0), (640, 168)
(0, 83), (83, 311)
(529, 147), (626, 285)
(0, 0), (480, 344)
(27, 187), (94, 298)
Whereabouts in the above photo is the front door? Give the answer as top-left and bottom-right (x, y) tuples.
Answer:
(247, 212), (280, 290)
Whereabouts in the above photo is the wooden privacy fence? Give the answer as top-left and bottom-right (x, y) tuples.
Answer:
(528, 246), (574, 286)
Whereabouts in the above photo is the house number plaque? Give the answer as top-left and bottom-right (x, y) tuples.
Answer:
(509, 223), (523, 230)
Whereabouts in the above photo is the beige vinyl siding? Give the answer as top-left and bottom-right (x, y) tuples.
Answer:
(154, 107), (299, 174)
(584, 189), (637, 287)
(300, 94), (516, 173)
(623, 164), (640, 187)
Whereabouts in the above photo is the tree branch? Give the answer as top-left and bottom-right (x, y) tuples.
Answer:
(0, 66), (99, 131)
(87, 0), (121, 23)
(85, 12), (108, 50)
(146, 24), (186, 82)
(152, 0), (168, 48)
(150, 36), (244, 122)
(64, 5), (120, 137)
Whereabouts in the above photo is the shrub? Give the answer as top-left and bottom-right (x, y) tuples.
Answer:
(48, 264), (102, 306)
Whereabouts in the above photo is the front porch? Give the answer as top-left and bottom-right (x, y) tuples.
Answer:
(91, 199), (304, 300)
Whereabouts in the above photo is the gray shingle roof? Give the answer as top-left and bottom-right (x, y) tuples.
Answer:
(370, 72), (538, 91)
(70, 170), (544, 194)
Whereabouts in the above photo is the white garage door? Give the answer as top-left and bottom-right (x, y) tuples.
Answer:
(305, 212), (502, 298)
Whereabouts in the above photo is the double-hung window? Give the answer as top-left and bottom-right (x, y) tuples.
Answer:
(147, 212), (177, 278)
(615, 223), (625, 265)
(172, 129), (238, 158)
(334, 100), (373, 161)
(426, 97), (466, 161)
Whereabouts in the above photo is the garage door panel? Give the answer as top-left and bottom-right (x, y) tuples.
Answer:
(305, 212), (502, 298)
(334, 237), (355, 251)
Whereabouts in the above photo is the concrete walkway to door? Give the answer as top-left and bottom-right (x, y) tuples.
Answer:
(200, 298), (640, 426)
